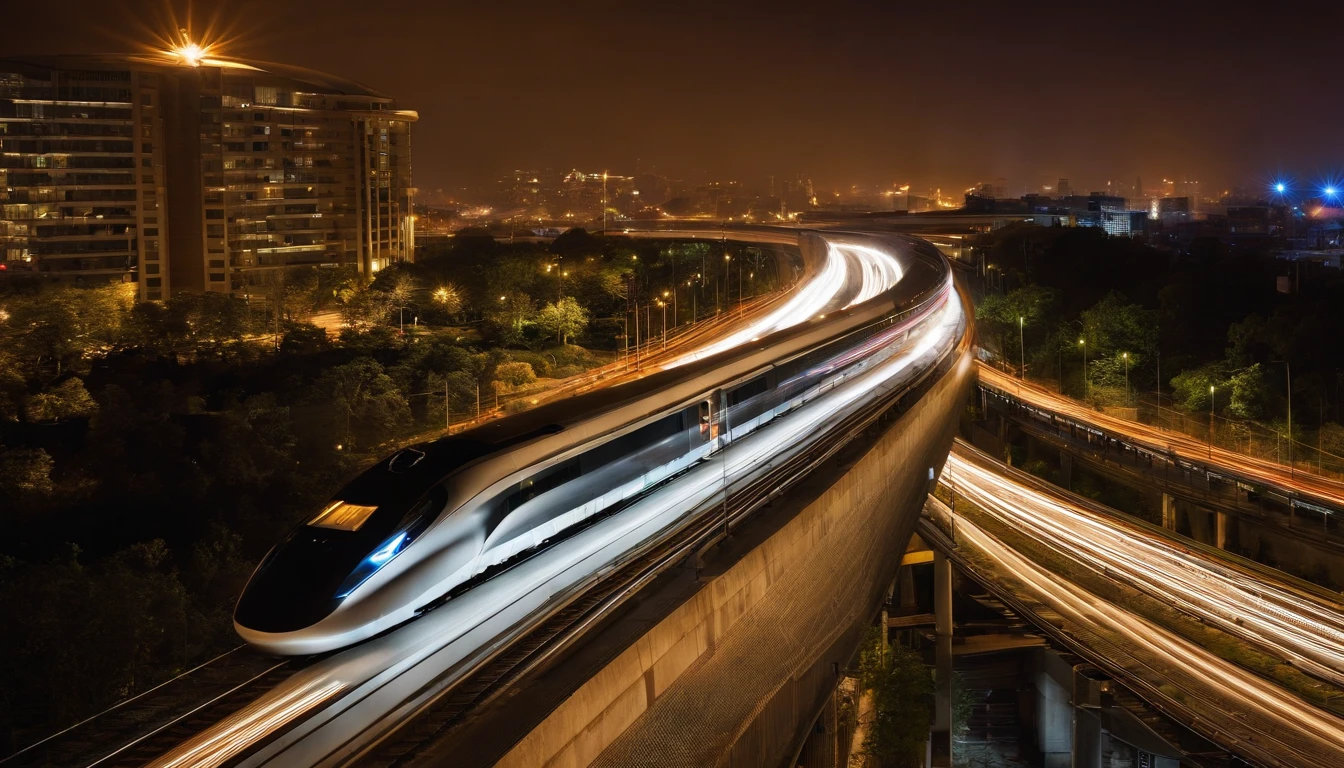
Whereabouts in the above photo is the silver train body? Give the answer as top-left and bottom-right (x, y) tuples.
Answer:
(233, 231), (950, 655)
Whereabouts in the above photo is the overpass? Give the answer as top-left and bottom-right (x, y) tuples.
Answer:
(975, 362), (1344, 588)
(3, 226), (972, 767)
(914, 440), (1344, 768)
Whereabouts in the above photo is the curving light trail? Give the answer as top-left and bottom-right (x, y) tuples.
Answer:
(948, 508), (1344, 767)
(943, 447), (1344, 687)
(977, 362), (1344, 512)
(664, 242), (902, 368)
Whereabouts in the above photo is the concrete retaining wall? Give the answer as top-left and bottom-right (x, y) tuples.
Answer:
(496, 347), (975, 768)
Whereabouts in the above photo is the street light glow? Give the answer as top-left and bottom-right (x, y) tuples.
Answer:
(170, 40), (209, 67)
(1275, 183), (1286, 193)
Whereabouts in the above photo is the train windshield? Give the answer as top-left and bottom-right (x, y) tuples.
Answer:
(308, 501), (380, 531)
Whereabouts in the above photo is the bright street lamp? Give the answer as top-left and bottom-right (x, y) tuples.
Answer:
(1078, 338), (1088, 399)
(1209, 385), (1216, 456)
(1122, 352), (1129, 405)
(1018, 316), (1025, 380)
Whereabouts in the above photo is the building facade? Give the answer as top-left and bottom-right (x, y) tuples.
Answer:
(0, 53), (416, 301)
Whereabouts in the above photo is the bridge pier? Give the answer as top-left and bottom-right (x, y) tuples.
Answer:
(1072, 710), (1104, 768)
(932, 551), (954, 764)
(1215, 511), (1232, 550)
(1160, 493), (1175, 532)
(1033, 652), (1074, 768)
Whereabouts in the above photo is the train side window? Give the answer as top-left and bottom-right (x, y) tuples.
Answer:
(699, 401), (712, 428)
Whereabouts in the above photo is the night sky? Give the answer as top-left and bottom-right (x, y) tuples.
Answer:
(3, 0), (1340, 198)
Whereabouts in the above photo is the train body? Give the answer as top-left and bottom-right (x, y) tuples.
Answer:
(234, 232), (950, 655)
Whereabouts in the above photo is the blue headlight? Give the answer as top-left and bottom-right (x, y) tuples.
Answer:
(336, 532), (409, 599)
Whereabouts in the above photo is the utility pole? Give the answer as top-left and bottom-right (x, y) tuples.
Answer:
(602, 171), (608, 231)
(1209, 385), (1216, 457)
(445, 375), (450, 430)
(1079, 338), (1088, 399)
(1123, 352), (1130, 406)
(1018, 316), (1025, 380)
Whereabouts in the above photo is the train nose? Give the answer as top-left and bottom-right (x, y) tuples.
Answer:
(235, 533), (363, 633)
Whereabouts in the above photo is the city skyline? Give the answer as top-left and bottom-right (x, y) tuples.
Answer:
(5, 0), (1343, 196)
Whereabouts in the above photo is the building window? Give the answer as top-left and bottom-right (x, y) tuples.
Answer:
(209, 272), (225, 282)
(146, 277), (161, 288)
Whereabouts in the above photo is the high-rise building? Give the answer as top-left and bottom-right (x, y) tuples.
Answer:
(1057, 178), (1072, 198)
(0, 52), (417, 301)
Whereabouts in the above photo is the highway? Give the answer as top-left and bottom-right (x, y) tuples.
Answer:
(946, 442), (1344, 687)
(978, 362), (1344, 513)
(128, 229), (964, 767)
(936, 444), (1344, 767)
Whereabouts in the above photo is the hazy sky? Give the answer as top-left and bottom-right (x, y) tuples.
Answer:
(5, 0), (1341, 197)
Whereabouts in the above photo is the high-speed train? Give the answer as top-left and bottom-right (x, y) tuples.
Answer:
(233, 232), (951, 655)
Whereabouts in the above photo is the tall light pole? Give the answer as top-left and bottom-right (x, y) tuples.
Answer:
(1274, 360), (1293, 478)
(658, 299), (666, 351)
(1078, 338), (1088, 399)
(1123, 352), (1130, 405)
(601, 171), (608, 231)
(1209, 385), (1216, 457)
(1018, 316), (1025, 380)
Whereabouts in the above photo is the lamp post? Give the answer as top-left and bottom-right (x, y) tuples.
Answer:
(1273, 360), (1293, 478)
(1209, 385), (1216, 457)
(1078, 338), (1088, 399)
(1123, 352), (1130, 405)
(658, 299), (666, 351)
(1018, 316), (1025, 380)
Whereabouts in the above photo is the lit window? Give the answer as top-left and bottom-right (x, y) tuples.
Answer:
(308, 501), (379, 531)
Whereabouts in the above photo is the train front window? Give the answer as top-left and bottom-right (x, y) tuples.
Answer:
(308, 500), (380, 531)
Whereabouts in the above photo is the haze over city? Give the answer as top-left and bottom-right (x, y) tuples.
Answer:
(5, 0), (1343, 197)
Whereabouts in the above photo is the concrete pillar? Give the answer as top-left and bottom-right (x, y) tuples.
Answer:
(899, 565), (917, 609)
(1161, 493), (1176, 531)
(932, 552), (953, 760)
(1060, 453), (1074, 490)
(1072, 710), (1103, 768)
(1216, 512), (1231, 550)
(1035, 673), (1072, 768)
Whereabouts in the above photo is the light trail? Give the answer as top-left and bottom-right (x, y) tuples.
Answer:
(947, 510), (1344, 767)
(148, 242), (959, 768)
(978, 362), (1344, 511)
(664, 242), (902, 368)
(943, 448), (1344, 688)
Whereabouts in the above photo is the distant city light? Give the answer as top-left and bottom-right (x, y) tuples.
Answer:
(169, 38), (208, 67)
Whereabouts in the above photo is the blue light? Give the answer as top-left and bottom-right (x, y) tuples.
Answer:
(1327, 186), (1338, 197)
(336, 532), (411, 598)
(369, 532), (407, 564)
(1275, 183), (1286, 193)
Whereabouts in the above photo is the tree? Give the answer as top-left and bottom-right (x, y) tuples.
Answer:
(25, 378), (98, 422)
(335, 281), (392, 332)
(432, 283), (464, 317)
(494, 361), (537, 391)
(313, 357), (411, 447)
(0, 445), (55, 501)
(484, 292), (534, 345)
(856, 628), (934, 767)
(975, 285), (1055, 365)
(536, 296), (590, 345)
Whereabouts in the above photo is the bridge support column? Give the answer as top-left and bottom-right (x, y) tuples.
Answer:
(1216, 511), (1231, 550)
(1060, 453), (1073, 490)
(1161, 493), (1176, 532)
(933, 551), (953, 765)
(1072, 709), (1103, 768)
